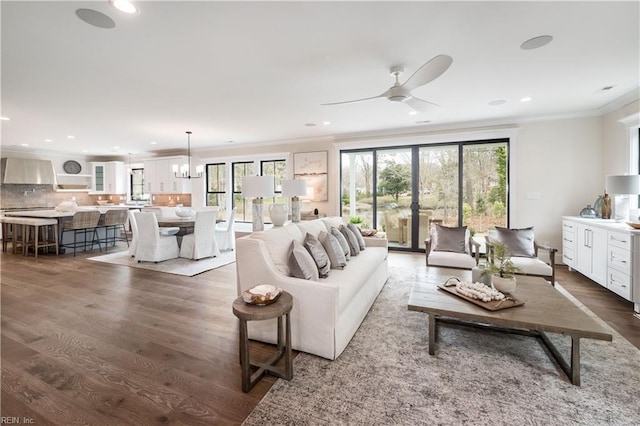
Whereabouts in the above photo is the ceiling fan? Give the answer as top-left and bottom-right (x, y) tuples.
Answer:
(321, 54), (453, 113)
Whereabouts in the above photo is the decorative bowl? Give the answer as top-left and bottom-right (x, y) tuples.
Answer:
(626, 222), (640, 229)
(175, 207), (195, 218)
(96, 200), (112, 206)
(242, 285), (283, 305)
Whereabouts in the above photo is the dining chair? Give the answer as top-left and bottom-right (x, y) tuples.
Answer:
(179, 209), (220, 260)
(215, 207), (237, 251)
(127, 209), (140, 257)
(134, 211), (179, 263)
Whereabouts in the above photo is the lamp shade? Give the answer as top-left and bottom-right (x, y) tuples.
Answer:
(242, 175), (274, 198)
(606, 175), (640, 194)
(281, 179), (307, 197)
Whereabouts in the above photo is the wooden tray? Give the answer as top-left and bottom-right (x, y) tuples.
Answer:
(437, 284), (525, 311)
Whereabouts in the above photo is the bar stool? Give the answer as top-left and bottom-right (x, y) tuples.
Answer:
(98, 209), (129, 251)
(61, 210), (102, 256)
(0, 217), (24, 254)
(21, 218), (59, 258)
(232, 291), (293, 392)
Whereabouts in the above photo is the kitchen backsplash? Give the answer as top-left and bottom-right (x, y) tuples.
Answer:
(0, 184), (191, 209)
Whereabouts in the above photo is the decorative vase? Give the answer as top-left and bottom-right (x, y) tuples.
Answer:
(268, 203), (288, 226)
(492, 275), (517, 294)
(602, 192), (611, 219)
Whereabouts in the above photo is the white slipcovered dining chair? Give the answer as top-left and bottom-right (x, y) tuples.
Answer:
(179, 209), (220, 260)
(134, 211), (179, 263)
(215, 207), (237, 251)
(127, 209), (140, 257)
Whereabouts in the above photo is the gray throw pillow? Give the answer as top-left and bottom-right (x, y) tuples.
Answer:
(288, 240), (319, 281)
(433, 224), (467, 253)
(304, 233), (331, 277)
(331, 227), (351, 260)
(339, 224), (361, 256)
(495, 226), (535, 257)
(347, 223), (366, 250)
(319, 231), (347, 269)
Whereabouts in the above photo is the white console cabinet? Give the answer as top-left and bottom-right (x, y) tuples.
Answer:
(562, 216), (639, 316)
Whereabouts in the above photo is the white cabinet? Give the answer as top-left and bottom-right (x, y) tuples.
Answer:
(143, 156), (191, 194)
(562, 220), (576, 268)
(575, 223), (607, 284)
(91, 161), (126, 194)
(563, 217), (639, 314)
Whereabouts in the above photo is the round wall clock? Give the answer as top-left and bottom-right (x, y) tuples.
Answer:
(63, 160), (82, 174)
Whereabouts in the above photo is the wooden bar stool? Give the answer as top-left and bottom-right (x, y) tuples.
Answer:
(0, 217), (25, 254)
(232, 291), (293, 393)
(21, 218), (59, 258)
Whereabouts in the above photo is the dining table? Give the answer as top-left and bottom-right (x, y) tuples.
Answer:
(156, 218), (195, 236)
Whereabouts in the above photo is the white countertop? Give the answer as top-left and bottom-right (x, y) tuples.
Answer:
(4, 205), (131, 218)
(563, 216), (640, 233)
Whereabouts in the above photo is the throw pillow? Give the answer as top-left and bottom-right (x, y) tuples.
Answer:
(347, 223), (366, 250)
(319, 231), (347, 269)
(433, 224), (467, 253)
(331, 227), (351, 260)
(339, 224), (361, 256)
(288, 240), (319, 281)
(304, 233), (331, 278)
(495, 226), (536, 257)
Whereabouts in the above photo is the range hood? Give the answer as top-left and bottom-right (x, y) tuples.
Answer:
(1, 158), (57, 185)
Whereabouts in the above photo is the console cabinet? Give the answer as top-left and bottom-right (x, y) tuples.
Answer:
(562, 216), (639, 316)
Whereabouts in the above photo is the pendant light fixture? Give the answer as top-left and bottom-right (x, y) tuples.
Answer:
(173, 131), (204, 179)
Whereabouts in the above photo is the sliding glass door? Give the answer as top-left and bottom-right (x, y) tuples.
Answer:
(341, 139), (509, 251)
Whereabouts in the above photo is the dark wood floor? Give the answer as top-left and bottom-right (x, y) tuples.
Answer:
(1, 249), (638, 425)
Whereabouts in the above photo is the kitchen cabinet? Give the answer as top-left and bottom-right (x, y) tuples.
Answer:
(563, 217), (640, 316)
(143, 156), (191, 194)
(91, 161), (126, 194)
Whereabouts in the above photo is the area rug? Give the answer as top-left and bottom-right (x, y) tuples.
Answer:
(244, 266), (640, 425)
(87, 249), (235, 276)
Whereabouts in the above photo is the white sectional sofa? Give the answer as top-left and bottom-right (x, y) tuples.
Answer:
(236, 217), (388, 360)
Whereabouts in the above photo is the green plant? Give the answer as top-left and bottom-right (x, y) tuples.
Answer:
(349, 216), (363, 224)
(482, 242), (522, 278)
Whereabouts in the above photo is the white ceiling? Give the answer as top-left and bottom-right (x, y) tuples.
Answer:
(1, 1), (639, 158)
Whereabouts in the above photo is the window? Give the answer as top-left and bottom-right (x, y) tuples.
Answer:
(232, 162), (255, 222)
(130, 168), (147, 202)
(341, 139), (509, 251)
(206, 163), (226, 217)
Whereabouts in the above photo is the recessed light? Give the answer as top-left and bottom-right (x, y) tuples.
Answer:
(408, 111), (418, 116)
(0, 116), (9, 121)
(67, 135), (75, 139)
(305, 123), (316, 127)
(323, 121), (331, 125)
(488, 100), (506, 106)
(520, 35), (553, 50)
(150, 141), (157, 145)
(520, 97), (532, 103)
(110, 0), (139, 14)
(20, 143), (28, 147)
(82, 150), (88, 153)
(44, 139), (53, 142)
(415, 120), (431, 124)
(113, 146), (120, 150)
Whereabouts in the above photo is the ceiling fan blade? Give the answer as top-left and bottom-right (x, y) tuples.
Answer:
(321, 91), (389, 106)
(402, 54), (453, 91)
(404, 97), (440, 113)
(410, 95), (441, 108)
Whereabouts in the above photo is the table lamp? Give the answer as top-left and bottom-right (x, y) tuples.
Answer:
(605, 175), (640, 221)
(242, 175), (274, 231)
(282, 178), (307, 222)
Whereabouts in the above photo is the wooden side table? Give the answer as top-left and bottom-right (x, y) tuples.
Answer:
(232, 291), (293, 392)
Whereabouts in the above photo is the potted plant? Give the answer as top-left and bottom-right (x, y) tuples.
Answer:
(482, 241), (521, 293)
(349, 216), (363, 227)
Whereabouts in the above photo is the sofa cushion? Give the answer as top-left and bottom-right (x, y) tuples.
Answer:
(288, 240), (319, 281)
(319, 231), (347, 269)
(494, 226), (535, 257)
(340, 225), (361, 256)
(296, 220), (328, 239)
(331, 227), (351, 260)
(322, 217), (345, 231)
(347, 223), (366, 250)
(251, 225), (302, 276)
(304, 233), (330, 278)
(433, 224), (467, 253)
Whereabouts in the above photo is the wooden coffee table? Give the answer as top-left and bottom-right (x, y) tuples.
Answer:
(408, 268), (612, 386)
